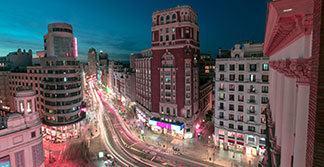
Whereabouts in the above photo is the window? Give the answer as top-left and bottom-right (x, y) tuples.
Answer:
(229, 124), (234, 129)
(31, 131), (36, 138)
(238, 105), (243, 112)
(263, 63), (269, 71)
(249, 95), (256, 103)
(26, 100), (32, 113)
(238, 115), (244, 122)
(238, 125), (243, 130)
(229, 114), (234, 120)
(172, 34), (175, 40)
(219, 103), (224, 110)
(261, 129), (266, 134)
(166, 15), (170, 20)
(219, 93), (225, 100)
(249, 74), (256, 82)
(220, 74), (224, 81)
(229, 104), (234, 111)
(239, 75), (244, 81)
(239, 64), (244, 71)
(186, 86), (190, 91)
(261, 97), (268, 104)
(219, 83), (224, 90)
(160, 16), (164, 22)
(250, 64), (257, 71)
(172, 14), (176, 19)
(185, 28), (190, 38)
(249, 116), (255, 122)
(261, 107), (267, 114)
(160, 36), (163, 41)
(165, 85), (171, 90)
(262, 86), (269, 93)
(165, 78), (171, 83)
(249, 85), (256, 93)
(166, 35), (169, 41)
(166, 28), (169, 33)
(238, 95), (244, 102)
(249, 106), (255, 113)
(186, 93), (190, 98)
(229, 64), (235, 71)
(229, 94), (234, 101)
(19, 100), (24, 113)
(261, 118), (266, 124)
(229, 74), (235, 81)
(220, 121), (224, 126)
(219, 64), (225, 71)
(248, 126), (255, 132)
(229, 84), (235, 91)
(238, 85), (244, 91)
(262, 75), (269, 82)
(219, 112), (224, 119)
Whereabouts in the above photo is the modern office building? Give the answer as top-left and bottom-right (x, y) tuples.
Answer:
(135, 5), (200, 138)
(214, 41), (269, 156)
(261, 0), (323, 166)
(0, 88), (44, 167)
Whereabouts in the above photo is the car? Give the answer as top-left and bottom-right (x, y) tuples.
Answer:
(104, 154), (114, 166)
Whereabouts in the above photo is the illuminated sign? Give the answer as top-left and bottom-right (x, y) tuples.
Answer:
(148, 119), (184, 131)
(0, 155), (10, 167)
(74, 38), (78, 58)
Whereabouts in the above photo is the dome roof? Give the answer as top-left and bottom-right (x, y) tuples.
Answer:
(7, 113), (25, 128)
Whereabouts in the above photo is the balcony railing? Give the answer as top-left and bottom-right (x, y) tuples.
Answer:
(247, 90), (257, 94)
(248, 99), (257, 104)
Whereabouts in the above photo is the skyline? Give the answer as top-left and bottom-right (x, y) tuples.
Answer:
(0, 0), (268, 62)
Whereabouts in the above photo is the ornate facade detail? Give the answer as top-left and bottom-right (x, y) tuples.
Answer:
(270, 58), (312, 85)
(263, 1), (313, 56)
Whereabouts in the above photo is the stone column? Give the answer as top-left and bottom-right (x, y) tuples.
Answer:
(269, 68), (277, 120)
(280, 77), (297, 167)
(293, 84), (309, 167)
(275, 73), (284, 146)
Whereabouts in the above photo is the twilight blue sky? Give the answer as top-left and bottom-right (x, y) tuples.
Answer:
(0, 0), (269, 62)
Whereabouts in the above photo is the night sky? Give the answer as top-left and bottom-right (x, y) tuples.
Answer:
(0, 0), (269, 62)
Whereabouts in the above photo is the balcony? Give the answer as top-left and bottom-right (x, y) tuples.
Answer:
(218, 88), (226, 91)
(247, 89), (257, 94)
(218, 107), (225, 110)
(247, 99), (257, 104)
(218, 98), (225, 101)
(247, 110), (257, 115)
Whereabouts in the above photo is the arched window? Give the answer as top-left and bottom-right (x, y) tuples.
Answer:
(172, 14), (176, 19)
(166, 15), (170, 20)
(160, 16), (164, 21)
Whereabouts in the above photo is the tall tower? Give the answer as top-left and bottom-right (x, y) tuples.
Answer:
(43, 23), (77, 58)
(87, 48), (97, 76)
(150, 5), (200, 133)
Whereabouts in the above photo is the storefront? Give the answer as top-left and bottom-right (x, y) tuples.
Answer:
(42, 123), (81, 142)
(148, 118), (184, 138)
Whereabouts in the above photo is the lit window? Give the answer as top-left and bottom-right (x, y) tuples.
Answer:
(26, 100), (32, 113)
(263, 64), (269, 71)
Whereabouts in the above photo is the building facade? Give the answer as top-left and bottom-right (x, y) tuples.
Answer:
(2, 23), (84, 141)
(0, 88), (44, 167)
(87, 48), (97, 76)
(135, 5), (200, 138)
(261, 0), (324, 166)
(214, 42), (269, 156)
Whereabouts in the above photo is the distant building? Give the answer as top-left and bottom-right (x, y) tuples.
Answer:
(0, 88), (44, 167)
(214, 41), (269, 156)
(87, 48), (97, 76)
(98, 51), (109, 86)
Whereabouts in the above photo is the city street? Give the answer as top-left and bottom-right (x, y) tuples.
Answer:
(93, 81), (262, 167)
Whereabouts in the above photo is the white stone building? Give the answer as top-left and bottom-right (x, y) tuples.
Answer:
(214, 41), (269, 156)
